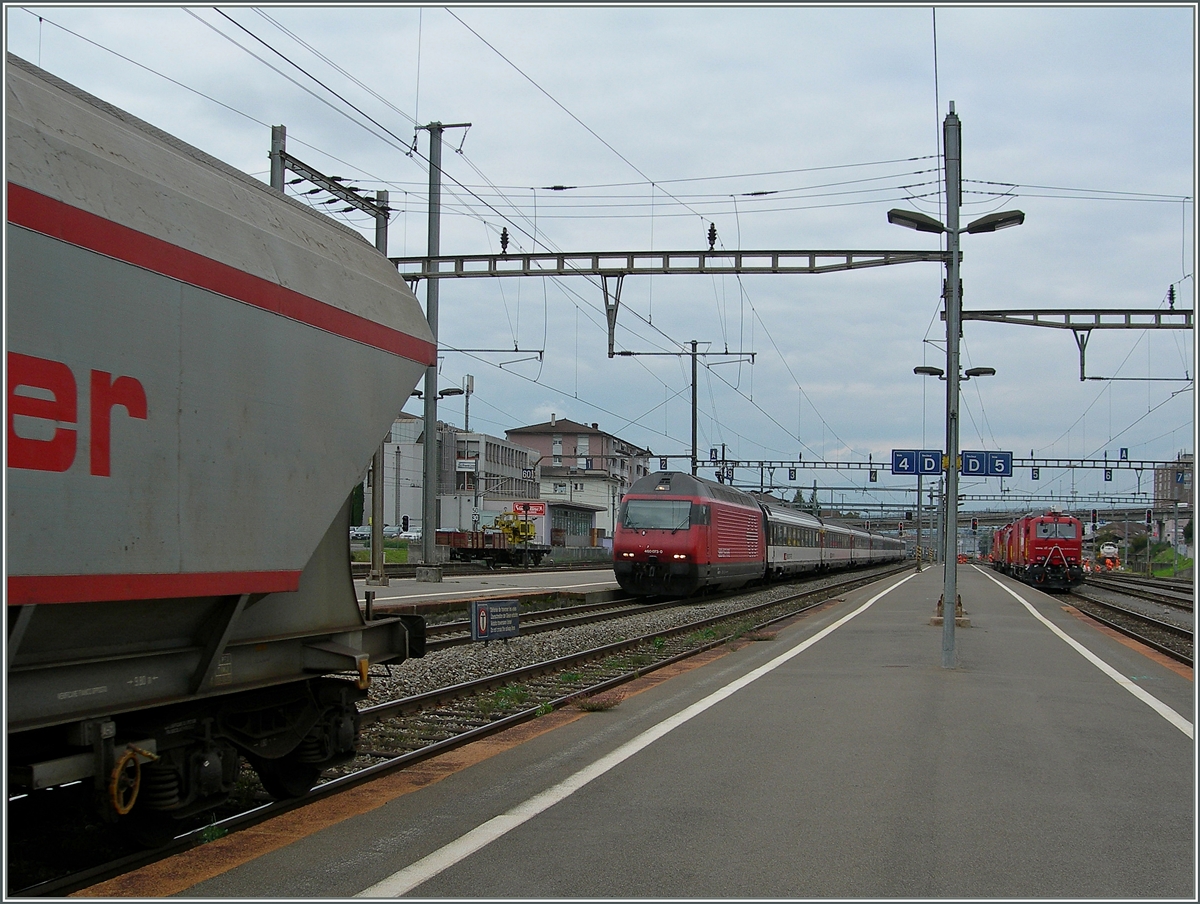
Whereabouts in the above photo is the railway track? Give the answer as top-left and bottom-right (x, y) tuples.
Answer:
(1068, 588), (1193, 666)
(421, 595), (674, 648)
(1083, 573), (1193, 611)
(9, 564), (908, 897)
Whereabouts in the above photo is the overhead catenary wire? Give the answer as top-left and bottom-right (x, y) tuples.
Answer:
(22, 7), (1190, 486)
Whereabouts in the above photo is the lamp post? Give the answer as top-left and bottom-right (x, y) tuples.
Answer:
(892, 102), (1023, 668)
(913, 362), (997, 664)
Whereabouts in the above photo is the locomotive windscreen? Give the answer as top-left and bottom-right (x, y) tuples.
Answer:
(621, 499), (693, 531)
(1036, 522), (1078, 539)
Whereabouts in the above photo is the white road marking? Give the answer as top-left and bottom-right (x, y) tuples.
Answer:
(354, 580), (618, 602)
(976, 567), (1193, 739)
(356, 571), (918, 897)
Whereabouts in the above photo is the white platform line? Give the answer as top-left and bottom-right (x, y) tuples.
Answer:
(976, 567), (1193, 739)
(356, 571), (919, 897)
(355, 581), (618, 602)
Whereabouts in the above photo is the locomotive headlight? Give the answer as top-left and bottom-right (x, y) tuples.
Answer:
(673, 553), (688, 560)
(622, 552), (635, 558)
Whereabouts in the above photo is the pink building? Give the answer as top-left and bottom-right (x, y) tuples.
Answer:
(507, 414), (653, 537)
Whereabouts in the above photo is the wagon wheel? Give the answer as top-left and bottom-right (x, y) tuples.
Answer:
(250, 754), (323, 800)
(109, 749), (142, 815)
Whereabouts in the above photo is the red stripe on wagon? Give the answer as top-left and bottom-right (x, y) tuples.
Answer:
(6, 183), (436, 365)
(7, 570), (302, 605)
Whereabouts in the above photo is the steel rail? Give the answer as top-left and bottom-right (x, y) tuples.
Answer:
(1084, 575), (1194, 611)
(1068, 593), (1193, 665)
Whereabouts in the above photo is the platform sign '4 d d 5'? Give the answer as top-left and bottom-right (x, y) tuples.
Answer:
(960, 450), (1013, 477)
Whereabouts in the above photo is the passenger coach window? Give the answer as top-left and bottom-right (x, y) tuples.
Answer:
(621, 499), (693, 530)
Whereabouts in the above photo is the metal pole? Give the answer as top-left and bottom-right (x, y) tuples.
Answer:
(1124, 513), (1128, 572)
(1173, 498), (1178, 577)
(368, 190), (391, 587)
(421, 124), (444, 576)
(463, 375), (473, 432)
(941, 102), (963, 668)
(269, 125), (285, 192)
(916, 472), (923, 571)
(691, 340), (698, 476)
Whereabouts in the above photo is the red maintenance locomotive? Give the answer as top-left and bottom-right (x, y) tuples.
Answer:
(613, 471), (904, 596)
(991, 510), (1085, 591)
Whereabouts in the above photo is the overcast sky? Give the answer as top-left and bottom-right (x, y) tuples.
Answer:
(6, 4), (1195, 515)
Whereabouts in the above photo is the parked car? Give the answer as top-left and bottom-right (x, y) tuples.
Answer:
(382, 525), (401, 539)
(349, 525), (371, 542)
(398, 531), (421, 542)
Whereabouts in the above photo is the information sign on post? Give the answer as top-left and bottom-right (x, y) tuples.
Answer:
(960, 450), (987, 475)
(893, 449), (944, 475)
(513, 501), (546, 517)
(891, 450), (917, 475)
(470, 599), (520, 642)
(961, 450), (1013, 477)
(986, 452), (1013, 477)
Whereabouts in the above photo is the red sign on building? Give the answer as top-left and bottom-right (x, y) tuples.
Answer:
(513, 501), (546, 516)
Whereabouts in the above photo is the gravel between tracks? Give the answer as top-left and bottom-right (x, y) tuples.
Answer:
(362, 573), (874, 706)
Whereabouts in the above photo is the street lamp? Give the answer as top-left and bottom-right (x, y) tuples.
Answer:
(410, 387), (464, 401)
(892, 101), (1023, 669)
(912, 365), (996, 578)
(913, 366), (996, 381)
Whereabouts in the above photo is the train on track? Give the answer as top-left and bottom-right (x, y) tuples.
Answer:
(6, 54), (434, 839)
(612, 471), (906, 596)
(990, 510), (1085, 591)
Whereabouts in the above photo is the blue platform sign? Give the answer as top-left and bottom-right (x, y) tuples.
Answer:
(893, 449), (944, 475)
(891, 450), (917, 475)
(470, 599), (520, 642)
(960, 451), (986, 475)
(987, 451), (1013, 477)
(961, 450), (1012, 477)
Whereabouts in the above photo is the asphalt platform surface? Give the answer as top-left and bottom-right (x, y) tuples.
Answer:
(130, 565), (1193, 898)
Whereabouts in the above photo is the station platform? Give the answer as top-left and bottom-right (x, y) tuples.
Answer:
(353, 567), (622, 616)
(89, 565), (1194, 898)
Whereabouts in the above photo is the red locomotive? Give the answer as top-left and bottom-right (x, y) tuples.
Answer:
(991, 510), (1085, 591)
(613, 471), (904, 596)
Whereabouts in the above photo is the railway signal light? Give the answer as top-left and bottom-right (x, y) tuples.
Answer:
(1091, 509), (1098, 529)
(402, 515), (409, 532)
(1145, 509), (1152, 526)
(971, 517), (978, 534)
